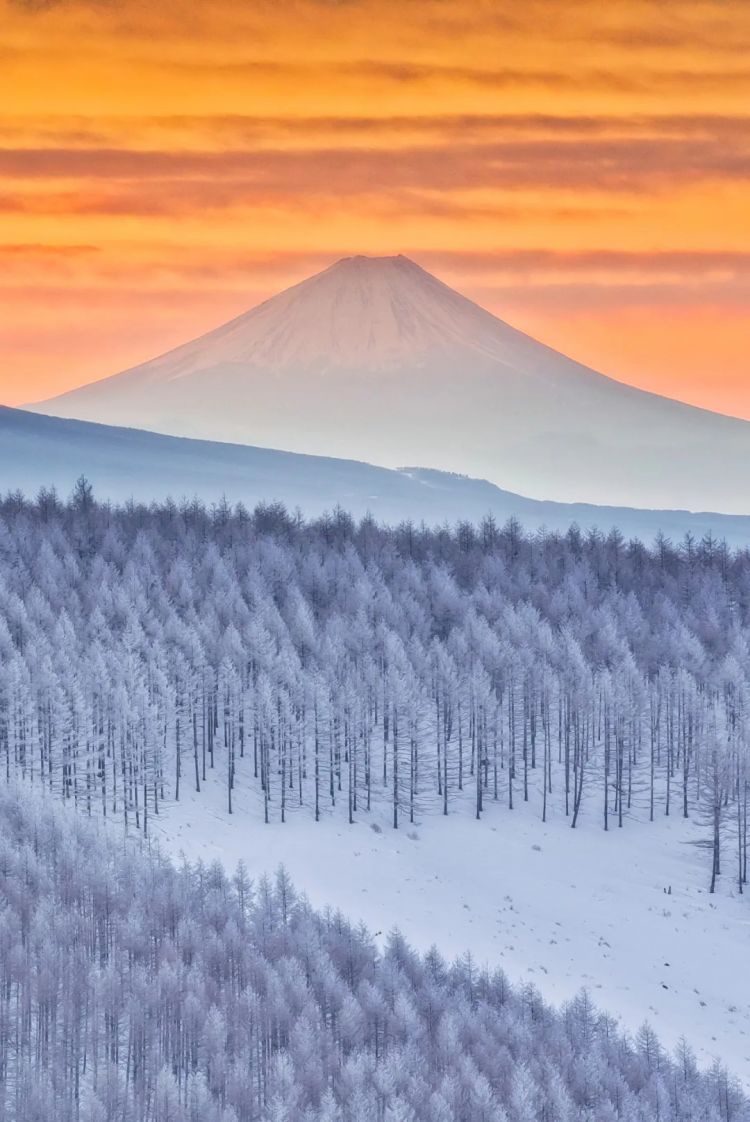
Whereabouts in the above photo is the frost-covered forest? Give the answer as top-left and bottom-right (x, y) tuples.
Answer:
(0, 785), (746, 1122)
(1, 486), (749, 891)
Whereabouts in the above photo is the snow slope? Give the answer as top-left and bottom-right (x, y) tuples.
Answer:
(7, 404), (750, 545)
(152, 768), (750, 1082)
(34, 254), (750, 513)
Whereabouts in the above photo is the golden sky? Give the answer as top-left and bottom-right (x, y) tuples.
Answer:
(1, 0), (749, 415)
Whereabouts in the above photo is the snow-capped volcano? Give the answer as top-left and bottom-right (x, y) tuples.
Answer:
(133, 254), (514, 373)
(33, 254), (750, 512)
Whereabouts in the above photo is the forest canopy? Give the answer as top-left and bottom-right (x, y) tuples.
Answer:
(0, 486), (748, 893)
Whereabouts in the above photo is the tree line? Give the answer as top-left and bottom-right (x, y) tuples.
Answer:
(0, 485), (748, 890)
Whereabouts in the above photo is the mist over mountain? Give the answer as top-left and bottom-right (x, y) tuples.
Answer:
(33, 254), (750, 514)
(5, 404), (750, 546)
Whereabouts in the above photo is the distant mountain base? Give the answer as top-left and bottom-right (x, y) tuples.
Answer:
(3, 404), (750, 545)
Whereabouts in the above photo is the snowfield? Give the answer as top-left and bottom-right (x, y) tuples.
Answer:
(152, 767), (750, 1082)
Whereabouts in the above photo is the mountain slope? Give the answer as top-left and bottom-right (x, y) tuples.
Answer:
(157, 772), (750, 1079)
(5, 404), (750, 545)
(33, 254), (750, 513)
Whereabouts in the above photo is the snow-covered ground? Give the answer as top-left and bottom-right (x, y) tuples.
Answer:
(151, 769), (750, 1082)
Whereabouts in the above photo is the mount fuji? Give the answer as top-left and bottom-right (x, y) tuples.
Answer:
(33, 254), (750, 513)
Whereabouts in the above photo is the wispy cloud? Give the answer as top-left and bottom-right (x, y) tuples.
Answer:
(2, 131), (747, 207)
(3, 111), (749, 150)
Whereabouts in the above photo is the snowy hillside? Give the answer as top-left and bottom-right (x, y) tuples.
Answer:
(2, 496), (750, 1089)
(154, 769), (750, 1080)
(5, 785), (746, 1122)
(33, 254), (750, 513)
(6, 405), (750, 546)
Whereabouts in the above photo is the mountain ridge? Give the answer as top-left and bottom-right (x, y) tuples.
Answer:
(6, 404), (750, 547)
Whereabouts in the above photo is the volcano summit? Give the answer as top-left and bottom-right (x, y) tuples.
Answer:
(34, 254), (750, 513)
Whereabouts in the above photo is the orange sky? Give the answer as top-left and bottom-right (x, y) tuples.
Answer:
(1, 0), (748, 416)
